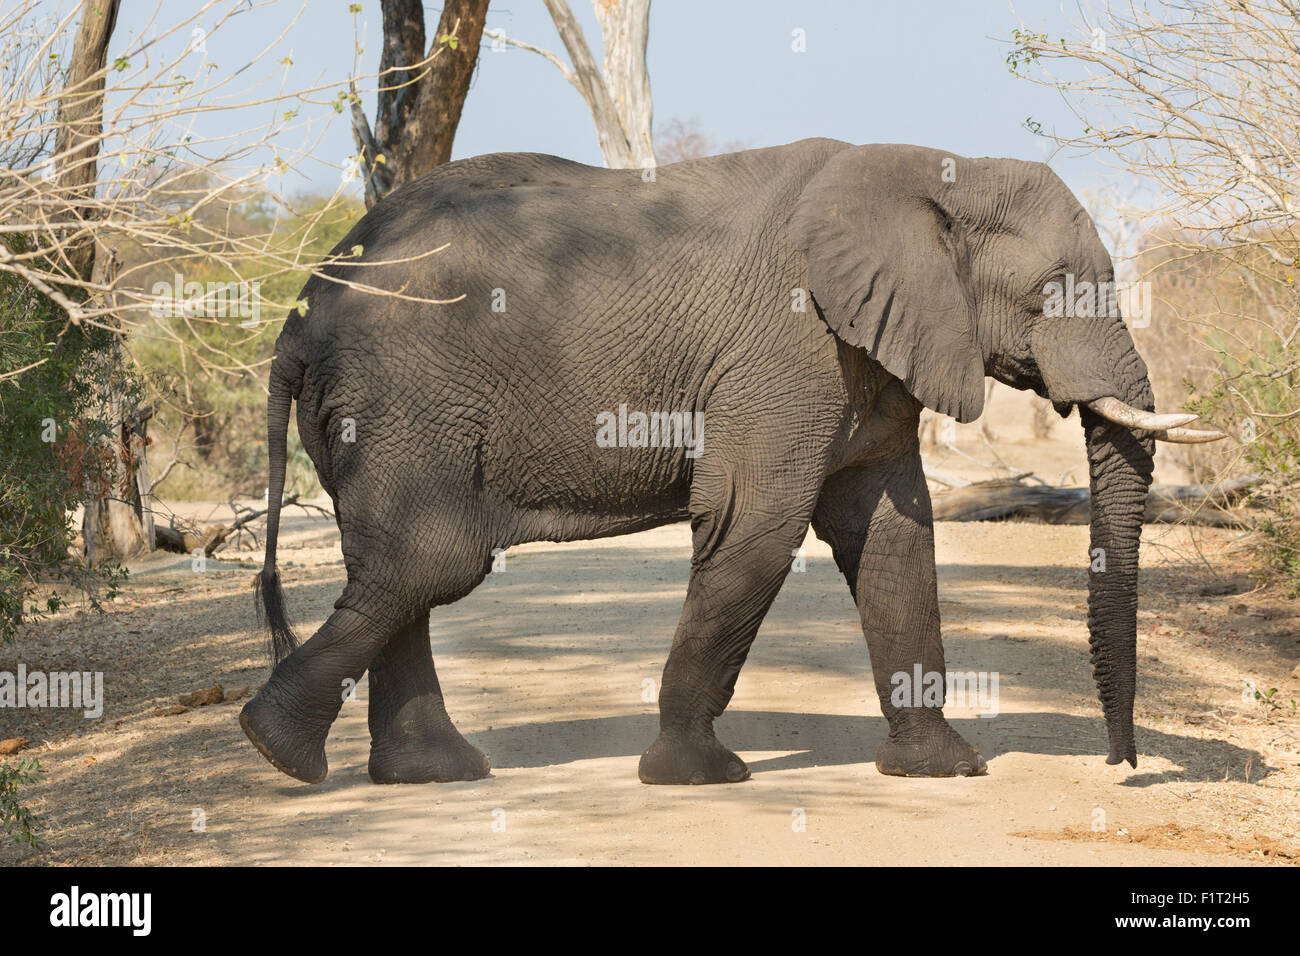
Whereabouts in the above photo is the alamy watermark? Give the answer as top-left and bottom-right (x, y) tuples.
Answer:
(150, 273), (261, 328)
(890, 664), (1000, 717)
(0, 665), (103, 719)
(49, 886), (150, 936)
(1042, 275), (1151, 328)
(595, 404), (705, 458)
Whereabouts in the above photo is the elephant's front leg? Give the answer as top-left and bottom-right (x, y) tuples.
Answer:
(812, 451), (987, 777)
(638, 509), (811, 785)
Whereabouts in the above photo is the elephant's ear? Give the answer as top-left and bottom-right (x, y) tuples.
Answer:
(788, 146), (986, 423)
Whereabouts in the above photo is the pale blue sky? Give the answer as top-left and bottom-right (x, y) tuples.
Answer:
(94, 0), (1110, 197)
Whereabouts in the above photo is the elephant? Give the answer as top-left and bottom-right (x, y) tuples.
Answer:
(239, 138), (1224, 787)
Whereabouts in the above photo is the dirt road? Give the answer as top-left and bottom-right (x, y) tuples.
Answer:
(3, 502), (1297, 866)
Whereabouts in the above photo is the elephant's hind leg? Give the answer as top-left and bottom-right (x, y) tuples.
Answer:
(240, 604), (395, 784)
(366, 614), (490, 784)
(242, 467), (492, 784)
(361, 494), (495, 783)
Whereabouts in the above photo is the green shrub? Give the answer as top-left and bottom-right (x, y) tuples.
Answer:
(128, 190), (363, 500)
(0, 237), (126, 644)
(0, 757), (46, 849)
(1187, 340), (1300, 593)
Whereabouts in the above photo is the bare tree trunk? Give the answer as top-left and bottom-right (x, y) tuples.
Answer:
(82, 382), (150, 565)
(55, 0), (149, 565)
(929, 475), (1261, 526)
(591, 0), (654, 168)
(352, 0), (490, 208)
(540, 0), (640, 167)
(53, 0), (119, 282)
(131, 406), (155, 548)
(488, 0), (657, 170)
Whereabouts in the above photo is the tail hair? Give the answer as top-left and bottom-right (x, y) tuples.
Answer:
(258, 343), (301, 667)
(255, 566), (299, 666)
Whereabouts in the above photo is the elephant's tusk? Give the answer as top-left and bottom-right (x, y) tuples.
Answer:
(1087, 396), (1199, 431)
(1153, 426), (1229, 444)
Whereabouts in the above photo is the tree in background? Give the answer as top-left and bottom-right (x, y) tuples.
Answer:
(653, 117), (747, 164)
(126, 188), (364, 503)
(0, 0), (131, 629)
(49, 0), (152, 564)
(1010, 0), (1300, 588)
(0, 1), (460, 612)
(487, 0), (655, 169)
(349, 0), (491, 209)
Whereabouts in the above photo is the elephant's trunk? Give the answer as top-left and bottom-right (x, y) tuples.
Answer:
(1031, 319), (1155, 767)
(1082, 398), (1153, 766)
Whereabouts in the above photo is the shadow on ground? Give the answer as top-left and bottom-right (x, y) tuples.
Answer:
(3, 520), (1293, 864)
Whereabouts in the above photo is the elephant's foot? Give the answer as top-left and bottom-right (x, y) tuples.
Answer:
(638, 731), (750, 785)
(875, 708), (987, 777)
(368, 721), (491, 784)
(239, 685), (331, 784)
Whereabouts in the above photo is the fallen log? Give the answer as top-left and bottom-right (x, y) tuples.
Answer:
(921, 464), (972, 489)
(153, 494), (313, 556)
(153, 522), (230, 555)
(931, 476), (1261, 526)
(932, 480), (1090, 523)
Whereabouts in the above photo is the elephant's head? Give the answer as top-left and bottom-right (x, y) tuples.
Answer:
(789, 144), (1225, 768)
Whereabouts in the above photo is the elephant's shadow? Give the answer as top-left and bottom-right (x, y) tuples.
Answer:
(467, 710), (1271, 787)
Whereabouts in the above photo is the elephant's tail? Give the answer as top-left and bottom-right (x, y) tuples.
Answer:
(255, 357), (300, 666)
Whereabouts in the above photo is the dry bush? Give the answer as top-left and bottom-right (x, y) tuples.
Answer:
(1011, 0), (1300, 590)
(1030, 396), (1057, 440)
(653, 117), (747, 164)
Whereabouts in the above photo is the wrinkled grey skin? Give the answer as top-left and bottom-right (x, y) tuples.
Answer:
(240, 139), (1154, 786)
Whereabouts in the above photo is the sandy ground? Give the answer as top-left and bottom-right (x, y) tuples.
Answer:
(2, 385), (1298, 866)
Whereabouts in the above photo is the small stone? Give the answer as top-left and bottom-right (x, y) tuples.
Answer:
(178, 685), (225, 708)
(1198, 581), (1241, 597)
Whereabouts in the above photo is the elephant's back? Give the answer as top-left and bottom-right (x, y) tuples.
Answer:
(284, 138), (851, 403)
(286, 139), (852, 407)
(303, 139), (850, 317)
(364, 139), (852, 269)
